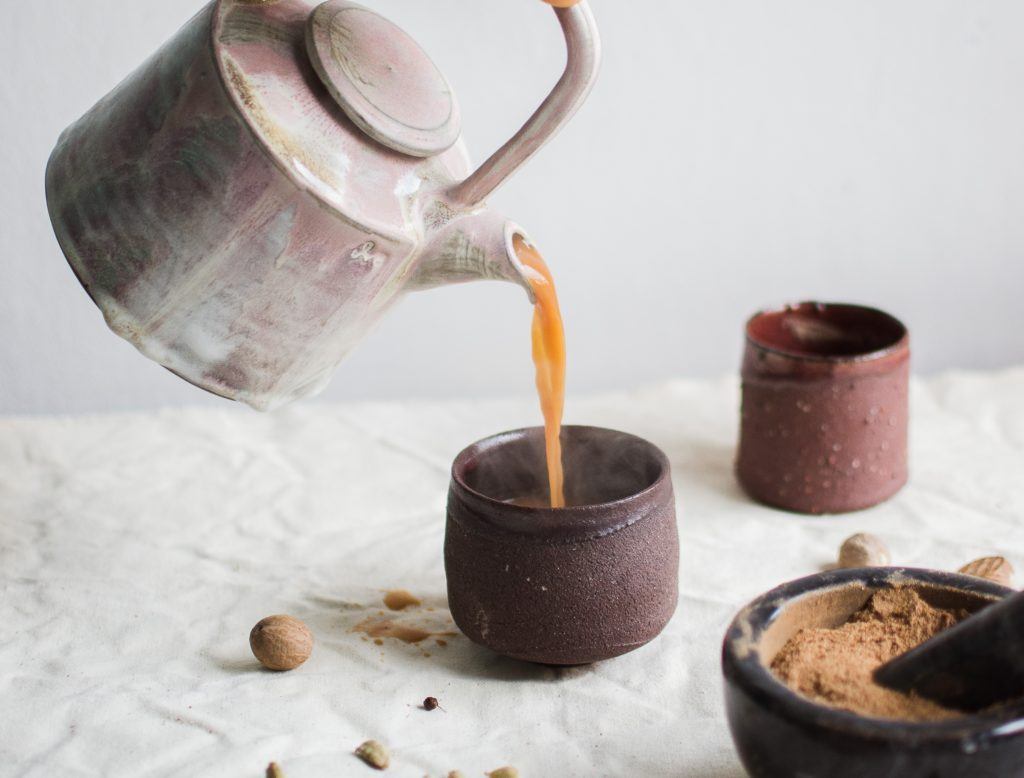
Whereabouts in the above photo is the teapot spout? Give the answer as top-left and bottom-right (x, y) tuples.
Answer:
(410, 206), (536, 303)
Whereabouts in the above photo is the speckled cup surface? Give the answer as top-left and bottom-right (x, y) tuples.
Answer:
(445, 426), (679, 665)
(736, 302), (910, 514)
(722, 568), (1024, 778)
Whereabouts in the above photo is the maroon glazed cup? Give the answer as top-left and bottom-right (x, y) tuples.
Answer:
(445, 426), (679, 665)
(736, 302), (910, 515)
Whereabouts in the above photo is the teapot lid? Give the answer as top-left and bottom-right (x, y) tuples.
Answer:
(305, 0), (462, 158)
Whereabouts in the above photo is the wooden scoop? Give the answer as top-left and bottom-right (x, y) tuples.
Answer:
(874, 590), (1024, 712)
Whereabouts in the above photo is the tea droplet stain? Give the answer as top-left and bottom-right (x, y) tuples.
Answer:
(383, 590), (421, 611)
(436, 639), (447, 647)
(355, 617), (456, 645)
(374, 638), (384, 646)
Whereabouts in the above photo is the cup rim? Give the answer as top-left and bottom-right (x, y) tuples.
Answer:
(449, 425), (673, 539)
(722, 567), (1024, 744)
(745, 301), (910, 364)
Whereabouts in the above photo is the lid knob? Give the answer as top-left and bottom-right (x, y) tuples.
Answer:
(305, 0), (462, 158)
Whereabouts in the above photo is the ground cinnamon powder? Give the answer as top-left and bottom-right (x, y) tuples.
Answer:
(771, 587), (968, 721)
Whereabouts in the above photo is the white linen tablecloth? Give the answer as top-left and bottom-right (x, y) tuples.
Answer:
(3, 370), (1024, 778)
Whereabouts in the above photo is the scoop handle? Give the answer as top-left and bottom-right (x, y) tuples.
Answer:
(446, 1), (601, 209)
(874, 590), (1024, 712)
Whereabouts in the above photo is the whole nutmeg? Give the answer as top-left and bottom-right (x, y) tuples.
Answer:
(959, 556), (1015, 587)
(250, 615), (313, 671)
(837, 533), (891, 569)
(266, 764), (285, 778)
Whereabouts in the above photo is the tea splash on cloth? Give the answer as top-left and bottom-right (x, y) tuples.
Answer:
(355, 617), (453, 645)
(771, 588), (968, 721)
(383, 589), (421, 611)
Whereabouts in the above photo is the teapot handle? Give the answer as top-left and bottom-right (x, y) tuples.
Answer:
(446, 0), (601, 210)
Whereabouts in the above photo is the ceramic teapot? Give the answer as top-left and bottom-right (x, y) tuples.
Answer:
(45, 0), (600, 410)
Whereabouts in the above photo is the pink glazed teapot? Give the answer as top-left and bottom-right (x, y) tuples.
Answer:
(45, 0), (600, 410)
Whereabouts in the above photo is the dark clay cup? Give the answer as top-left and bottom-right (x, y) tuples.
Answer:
(445, 426), (679, 665)
(722, 567), (1024, 778)
(737, 302), (910, 514)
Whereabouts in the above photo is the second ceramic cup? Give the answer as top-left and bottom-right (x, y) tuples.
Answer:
(736, 302), (910, 514)
(445, 426), (679, 665)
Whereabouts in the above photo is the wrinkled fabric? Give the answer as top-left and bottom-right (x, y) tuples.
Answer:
(2, 370), (1024, 778)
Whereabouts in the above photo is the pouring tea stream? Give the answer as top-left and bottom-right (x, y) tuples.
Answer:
(45, 0), (600, 420)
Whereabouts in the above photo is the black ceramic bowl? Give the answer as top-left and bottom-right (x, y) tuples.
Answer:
(722, 567), (1024, 778)
(445, 426), (679, 665)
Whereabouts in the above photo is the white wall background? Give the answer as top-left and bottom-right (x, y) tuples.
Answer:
(2, 0), (1023, 415)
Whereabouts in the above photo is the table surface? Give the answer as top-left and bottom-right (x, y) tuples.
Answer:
(3, 370), (1024, 778)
